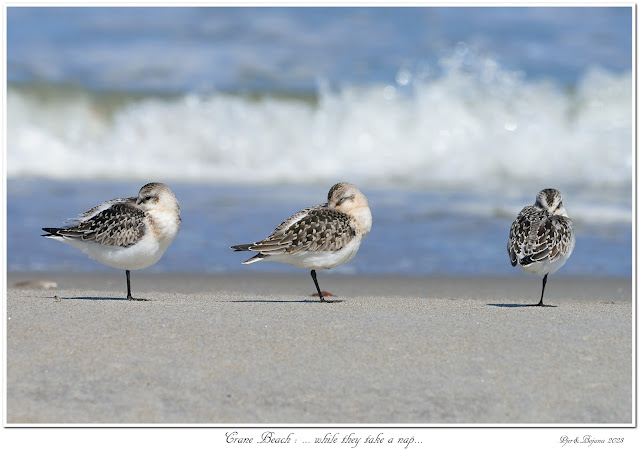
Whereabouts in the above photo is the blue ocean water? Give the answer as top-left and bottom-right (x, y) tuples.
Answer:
(5, 6), (633, 277)
(7, 6), (631, 90)
(7, 179), (632, 277)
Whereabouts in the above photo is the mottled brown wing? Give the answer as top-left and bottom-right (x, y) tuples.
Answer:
(508, 206), (535, 265)
(56, 201), (146, 248)
(70, 197), (136, 222)
(508, 207), (572, 267)
(542, 215), (574, 262)
(250, 207), (356, 255)
(270, 204), (326, 235)
(507, 219), (521, 267)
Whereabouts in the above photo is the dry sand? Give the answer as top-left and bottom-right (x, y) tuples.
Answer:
(5, 271), (633, 424)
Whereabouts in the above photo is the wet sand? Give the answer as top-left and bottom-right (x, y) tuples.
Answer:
(5, 272), (633, 424)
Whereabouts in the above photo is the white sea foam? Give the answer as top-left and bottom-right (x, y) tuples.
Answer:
(7, 65), (632, 200)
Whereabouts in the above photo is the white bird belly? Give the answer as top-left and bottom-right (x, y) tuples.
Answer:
(518, 252), (572, 277)
(49, 233), (172, 271)
(267, 237), (362, 270)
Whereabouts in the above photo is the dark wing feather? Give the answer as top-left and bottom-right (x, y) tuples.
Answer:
(241, 207), (356, 255)
(45, 200), (146, 248)
(271, 204), (327, 235)
(69, 197), (136, 222)
(507, 207), (573, 267)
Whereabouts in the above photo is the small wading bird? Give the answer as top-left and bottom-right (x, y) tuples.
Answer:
(231, 182), (372, 303)
(42, 182), (181, 301)
(507, 188), (575, 307)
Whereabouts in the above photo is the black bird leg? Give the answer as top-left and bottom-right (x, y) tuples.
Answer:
(126, 269), (147, 301)
(310, 269), (338, 303)
(531, 273), (556, 307)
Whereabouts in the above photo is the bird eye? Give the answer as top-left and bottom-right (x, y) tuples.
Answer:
(337, 197), (348, 206)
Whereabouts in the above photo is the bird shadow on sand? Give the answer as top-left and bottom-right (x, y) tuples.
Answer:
(52, 296), (154, 302)
(487, 303), (556, 308)
(226, 299), (344, 304)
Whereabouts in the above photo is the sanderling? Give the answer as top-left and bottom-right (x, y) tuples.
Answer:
(42, 182), (181, 301)
(231, 182), (372, 303)
(507, 188), (575, 307)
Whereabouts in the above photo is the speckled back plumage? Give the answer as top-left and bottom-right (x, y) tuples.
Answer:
(507, 188), (575, 273)
(248, 206), (356, 255)
(51, 200), (146, 248)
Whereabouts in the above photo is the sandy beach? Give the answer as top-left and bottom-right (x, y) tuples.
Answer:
(5, 271), (633, 425)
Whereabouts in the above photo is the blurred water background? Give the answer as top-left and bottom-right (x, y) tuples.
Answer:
(6, 6), (633, 277)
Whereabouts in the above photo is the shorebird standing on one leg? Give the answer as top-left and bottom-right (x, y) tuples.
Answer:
(231, 182), (372, 303)
(507, 188), (575, 307)
(42, 182), (181, 301)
